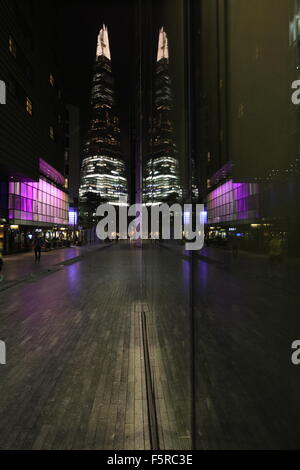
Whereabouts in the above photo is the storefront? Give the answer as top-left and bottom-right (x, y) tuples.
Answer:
(2, 159), (71, 254)
(206, 177), (298, 252)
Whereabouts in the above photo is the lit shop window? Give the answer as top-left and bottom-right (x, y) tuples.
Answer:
(9, 36), (17, 58)
(50, 73), (55, 86)
(49, 126), (54, 140)
(26, 97), (33, 116)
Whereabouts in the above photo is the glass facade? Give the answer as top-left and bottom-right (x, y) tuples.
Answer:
(140, 0), (192, 449)
(140, 0), (300, 450)
(1, 0), (300, 452)
(80, 155), (127, 201)
(207, 180), (260, 224)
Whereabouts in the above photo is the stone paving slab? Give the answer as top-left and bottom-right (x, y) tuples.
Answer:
(0, 245), (150, 450)
(0, 243), (112, 292)
(1, 242), (299, 449)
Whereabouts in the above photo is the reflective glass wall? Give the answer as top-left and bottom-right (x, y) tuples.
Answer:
(139, 0), (193, 449)
(139, 0), (300, 450)
(192, 0), (300, 449)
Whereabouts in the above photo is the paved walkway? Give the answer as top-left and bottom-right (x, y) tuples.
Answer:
(160, 241), (300, 297)
(0, 242), (299, 449)
(0, 244), (151, 450)
(0, 243), (110, 291)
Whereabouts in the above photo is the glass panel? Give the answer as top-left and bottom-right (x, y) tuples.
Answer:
(192, 0), (300, 449)
(140, 0), (193, 449)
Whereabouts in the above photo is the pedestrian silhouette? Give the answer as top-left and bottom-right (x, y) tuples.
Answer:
(34, 236), (42, 263)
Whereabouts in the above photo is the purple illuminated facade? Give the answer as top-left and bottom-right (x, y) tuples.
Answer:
(8, 160), (68, 226)
(207, 180), (260, 224)
(8, 179), (68, 225)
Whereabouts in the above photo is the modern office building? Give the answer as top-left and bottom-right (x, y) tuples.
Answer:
(144, 27), (182, 205)
(79, 25), (128, 222)
(0, 0), (69, 253)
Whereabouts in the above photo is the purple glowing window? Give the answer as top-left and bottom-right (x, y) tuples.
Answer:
(8, 178), (69, 225)
(207, 180), (260, 223)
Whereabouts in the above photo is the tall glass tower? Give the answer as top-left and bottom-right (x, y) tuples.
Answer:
(79, 25), (128, 211)
(144, 27), (182, 205)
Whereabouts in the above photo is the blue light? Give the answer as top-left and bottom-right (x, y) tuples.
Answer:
(200, 211), (208, 225)
(184, 211), (190, 225)
(69, 209), (78, 226)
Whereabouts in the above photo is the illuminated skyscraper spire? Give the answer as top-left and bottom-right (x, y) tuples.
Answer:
(96, 24), (111, 60)
(79, 25), (128, 220)
(144, 27), (181, 205)
(157, 26), (169, 62)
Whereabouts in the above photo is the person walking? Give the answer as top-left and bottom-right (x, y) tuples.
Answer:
(34, 236), (42, 263)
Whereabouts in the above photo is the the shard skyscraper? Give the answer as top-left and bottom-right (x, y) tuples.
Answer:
(144, 27), (182, 205)
(79, 25), (128, 219)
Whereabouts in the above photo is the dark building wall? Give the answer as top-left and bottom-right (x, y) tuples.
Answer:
(0, 0), (65, 181)
(196, 0), (300, 252)
(65, 104), (80, 202)
(200, 0), (298, 183)
(227, 0), (298, 180)
(198, 0), (227, 185)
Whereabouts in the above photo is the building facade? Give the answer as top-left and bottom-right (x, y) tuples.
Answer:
(144, 27), (182, 205)
(0, 0), (69, 253)
(79, 25), (128, 226)
(65, 104), (80, 232)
